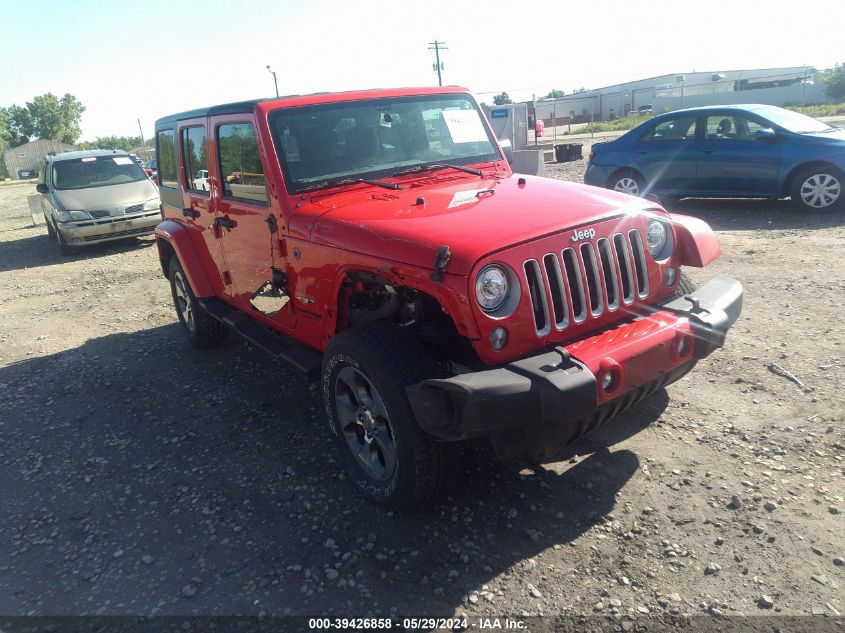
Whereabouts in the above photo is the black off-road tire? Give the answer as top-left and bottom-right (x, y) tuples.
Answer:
(673, 272), (697, 298)
(168, 257), (229, 349)
(789, 165), (844, 213)
(322, 323), (459, 510)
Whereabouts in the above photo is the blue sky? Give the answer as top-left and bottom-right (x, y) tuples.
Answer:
(2, 0), (841, 141)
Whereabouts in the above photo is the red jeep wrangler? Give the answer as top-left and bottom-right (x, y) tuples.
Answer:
(154, 87), (742, 509)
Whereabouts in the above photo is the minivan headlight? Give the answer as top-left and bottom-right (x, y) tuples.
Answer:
(646, 219), (673, 258)
(475, 265), (510, 312)
(143, 198), (160, 211)
(58, 210), (90, 222)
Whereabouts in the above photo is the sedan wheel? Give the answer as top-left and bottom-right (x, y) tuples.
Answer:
(611, 173), (643, 197)
(799, 172), (841, 210)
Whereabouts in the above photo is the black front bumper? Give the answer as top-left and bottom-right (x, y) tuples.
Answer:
(406, 276), (742, 455)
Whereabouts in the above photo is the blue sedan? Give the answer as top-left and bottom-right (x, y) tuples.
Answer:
(584, 104), (845, 212)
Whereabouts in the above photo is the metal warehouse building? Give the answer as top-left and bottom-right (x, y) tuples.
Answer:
(3, 139), (77, 180)
(534, 66), (825, 125)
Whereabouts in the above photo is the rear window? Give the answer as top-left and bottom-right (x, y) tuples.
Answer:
(51, 156), (147, 190)
(156, 129), (179, 188)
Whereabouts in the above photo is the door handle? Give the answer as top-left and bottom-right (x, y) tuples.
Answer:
(214, 217), (236, 229)
(182, 208), (200, 219)
(698, 149), (715, 154)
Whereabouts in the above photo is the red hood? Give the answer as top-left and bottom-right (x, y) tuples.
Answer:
(290, 174), (659, 276)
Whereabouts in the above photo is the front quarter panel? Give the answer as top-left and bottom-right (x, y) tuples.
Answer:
(670, 213), (721, 268)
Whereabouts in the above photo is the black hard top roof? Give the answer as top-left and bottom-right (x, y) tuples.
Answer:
(155, 99), (272, 128)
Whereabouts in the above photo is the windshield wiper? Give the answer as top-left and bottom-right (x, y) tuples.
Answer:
(341, 178), (407, 190)
(299, 177), (407, 193)
(393, 163), (484, 177)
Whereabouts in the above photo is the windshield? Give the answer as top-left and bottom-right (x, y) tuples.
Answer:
(52, 156), (148, 190)
(268, 94), (500, 193)
(755, 106), (834, 134)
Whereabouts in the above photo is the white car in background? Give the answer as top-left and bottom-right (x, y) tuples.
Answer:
(192, 169), (209, 191)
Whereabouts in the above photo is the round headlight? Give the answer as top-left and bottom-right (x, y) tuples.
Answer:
(475, 265), (510, 312)
(646, 219), (668, 257)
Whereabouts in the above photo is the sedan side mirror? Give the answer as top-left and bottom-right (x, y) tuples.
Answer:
(36, 183), (49, 194)
(755, 128), (778, 141)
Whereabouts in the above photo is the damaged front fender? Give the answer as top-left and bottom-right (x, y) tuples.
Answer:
(670, 213), (721, 268)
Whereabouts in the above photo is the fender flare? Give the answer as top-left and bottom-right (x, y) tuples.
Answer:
(669, 213), (721, 268)
(154, 220), (216, 297)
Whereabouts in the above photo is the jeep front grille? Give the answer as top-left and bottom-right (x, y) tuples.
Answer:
(524, 229), (649, 335)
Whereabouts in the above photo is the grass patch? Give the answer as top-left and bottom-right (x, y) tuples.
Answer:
(562, 114), (652, 136)
(784, 102), (845, 118)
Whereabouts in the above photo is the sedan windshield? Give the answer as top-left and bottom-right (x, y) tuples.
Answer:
(269, 94), (501, 193)
(52, 156), (148, 190)
(755, 106), (834, 134)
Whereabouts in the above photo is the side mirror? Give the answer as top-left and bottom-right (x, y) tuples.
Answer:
(755, 128), (778, 141)
(498, 138), (514, 164)
(36, 183), (49, 194)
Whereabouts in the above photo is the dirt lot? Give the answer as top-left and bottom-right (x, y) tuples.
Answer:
(1, 167), (843, 626)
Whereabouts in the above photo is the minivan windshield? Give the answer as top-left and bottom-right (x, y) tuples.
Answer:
(755, 106), (835, 134)
(52, 156), (148, 190)
(268, 94), (501, 193)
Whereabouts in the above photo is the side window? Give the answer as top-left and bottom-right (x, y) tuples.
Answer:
(641, 117), (697, 142)
(705, 115), (766, 141)
(156, 129), (178, 188)
(40, 160), (48, 185)
(181, 127), (209, 193)
(706, 116), (737, 140)
(218, 123), (267, 203)
(744, 118), (768, 136)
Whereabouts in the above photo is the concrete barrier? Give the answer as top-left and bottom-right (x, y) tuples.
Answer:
(510, 149), (546, 177)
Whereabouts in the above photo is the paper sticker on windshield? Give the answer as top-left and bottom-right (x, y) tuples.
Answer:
(447, 188), (486, 209)
(113, 157), (133, 165)
(441, 110), (488, 144)
(81, 157), (97, 163)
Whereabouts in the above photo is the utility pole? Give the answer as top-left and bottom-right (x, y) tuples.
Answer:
(138, 118), (150, 161)
(266, 65), (279, 97)
(428, 40), (447, 86)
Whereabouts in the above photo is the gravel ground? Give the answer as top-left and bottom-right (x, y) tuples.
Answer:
(0, 173), (843, 623)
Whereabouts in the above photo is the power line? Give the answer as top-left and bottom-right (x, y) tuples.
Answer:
(428, 40), (447, 86)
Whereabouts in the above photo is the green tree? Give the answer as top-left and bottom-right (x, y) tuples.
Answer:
(822, 62), (845, 101)
(572, 87), (589, 94)
(1, 93), (85, 146)
(78, 135), (144, 152)
(5, 104), (34, 146)
(28, 93), (85, 143)
(493, 92), (512, 105)
(543, 89), (566, 99)
(0, 108), (7, 154)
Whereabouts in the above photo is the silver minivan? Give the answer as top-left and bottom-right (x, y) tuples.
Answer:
(37, 149), (161, 255)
